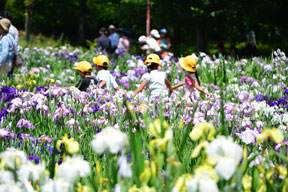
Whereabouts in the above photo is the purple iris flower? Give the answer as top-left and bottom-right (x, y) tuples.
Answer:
(127, 155), (132, 163)
(49, 146), (61, 155)
(18, 133), (36, 142)
(0, 107), (8, 122)
(172, 57), (178, 61)
(28, 156), (40, 164)
(36, 86), (48, 93)
(162, 171), (166, 180)
(96, 129), (102, 134)
(118, 49), (124, 57)
(38, 135), (53, 144)
(16, 118), (35, 130)
(240, 76), (247, 84)
(0, 86), (19, 102)
(136, 55), (144, 61)
(0, 128), (16, 139)
(146, 151), (150, 159)
(92, 103), (100, 112)
(57, 157), (63, 165)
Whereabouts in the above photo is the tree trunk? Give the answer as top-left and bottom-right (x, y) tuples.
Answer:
(196, 25), (207, 53)
(146, 0), (150, 36)
(0, 0), (7, 13)
(25, 0), (34, 44)
(78, 0), (86, 45)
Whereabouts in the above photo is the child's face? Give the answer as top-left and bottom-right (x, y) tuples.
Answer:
(96, 65), (100, 72)
(77, 70), (85, 79)
(0, 26), (6, 35)
(146, 62), (152, 67)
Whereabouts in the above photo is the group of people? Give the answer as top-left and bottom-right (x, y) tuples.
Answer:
(97, 26), (171, 60)
(0, 13), (210, 102)
(96, 25), (131, 57)
(0, 11), (19, 78)
(73, 53), (212, 104)
(138, 28), (171, 59)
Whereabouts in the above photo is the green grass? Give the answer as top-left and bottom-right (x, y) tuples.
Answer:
(18, 31), (67, 48)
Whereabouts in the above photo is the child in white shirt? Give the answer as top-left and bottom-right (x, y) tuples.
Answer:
(134, 53), (173, 98)
(92, 55), (120, 91)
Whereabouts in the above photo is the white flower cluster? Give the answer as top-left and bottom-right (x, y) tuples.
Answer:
(207, 136), (243, 180)
(91, 126), (128, 154)
(0, 148), (91, 192)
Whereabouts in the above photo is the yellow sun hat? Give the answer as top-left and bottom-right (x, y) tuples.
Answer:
(144, 53), (162, 66)
(92, 55), (110, 67)
(179, 55), (197, 72)
(72, 61), (92, 72)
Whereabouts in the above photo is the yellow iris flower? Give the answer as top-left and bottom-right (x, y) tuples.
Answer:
(173, 174), (193, 192)
(189, 122), (215, 141)
(242, 174), (252, 192)
(56, 134), (79, 154)
(256, 128), (284, 144)
(148, 119), (169, 137)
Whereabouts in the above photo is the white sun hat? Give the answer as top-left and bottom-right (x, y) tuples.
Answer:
(150, 29), (160, 38)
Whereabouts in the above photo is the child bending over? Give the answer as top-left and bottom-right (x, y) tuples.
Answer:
(73, 61), (97, 91)
(93, 55), (120, 91)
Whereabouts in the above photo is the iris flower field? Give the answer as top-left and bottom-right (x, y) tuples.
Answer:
(0, 46), (288, 192)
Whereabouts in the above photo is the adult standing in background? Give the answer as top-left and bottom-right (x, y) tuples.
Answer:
(97, 27), (110, 53)
(108, 25), (119, 55)
(117, 31), (131, 55)
(157, 28), (171, 58)
(1, 11), (19, 78)
(0, 18), (15, 78)
(1, 11), (19, 46)
(246, 31), (258, 57)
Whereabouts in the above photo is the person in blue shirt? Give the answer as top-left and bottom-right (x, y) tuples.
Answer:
(0, 18), (15, 78)
(157, 28), (171, 58)
(108, 25), (119, 55)
(1, 11), (19, 78)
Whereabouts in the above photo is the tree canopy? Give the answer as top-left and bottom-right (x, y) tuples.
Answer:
(3, 0), (288, 56)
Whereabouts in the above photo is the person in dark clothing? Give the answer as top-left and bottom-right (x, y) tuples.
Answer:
(96, 27), (110, 53)
(73, 61), (97, 91)
(246, 31), (258, 57)
(215, 42), (228, 59)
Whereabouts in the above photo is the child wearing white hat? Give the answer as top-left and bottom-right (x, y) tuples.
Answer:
(138, 29), (161, 56)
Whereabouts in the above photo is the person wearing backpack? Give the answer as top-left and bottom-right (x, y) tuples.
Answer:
(0, 18), (15, 79)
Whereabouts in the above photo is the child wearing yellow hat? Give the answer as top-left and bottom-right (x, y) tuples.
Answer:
(73, 61), (97, 91)
(173, 55), (212, 103)
(134, 53), (173, 98)
(93, 55), (120, 91)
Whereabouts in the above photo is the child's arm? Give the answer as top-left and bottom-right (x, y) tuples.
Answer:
(194, 83), (211, 96)
(114, 87), (120, 91)
(134, 82), (148, 97)
(172, 82), (184, 90)
(165, 79), (173, 95)
(99, 80), (106, 88)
